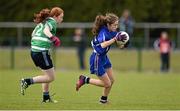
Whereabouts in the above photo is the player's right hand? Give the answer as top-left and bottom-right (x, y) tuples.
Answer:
(114, 32), (127, 42)
(50, 36), (61, 47)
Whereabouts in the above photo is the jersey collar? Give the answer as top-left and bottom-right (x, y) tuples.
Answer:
(47, 17), (57, 23)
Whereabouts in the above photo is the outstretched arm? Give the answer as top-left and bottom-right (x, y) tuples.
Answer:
(100, 38), (116, 48)
(101, 32), (127, 48)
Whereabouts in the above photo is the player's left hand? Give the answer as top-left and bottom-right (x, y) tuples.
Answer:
(114, 32), (127, 42)
(50, 36), (61, 47)
(118, 44), (125, 49)
(124, 40), (130, 48)
(118, 41), (130, 49)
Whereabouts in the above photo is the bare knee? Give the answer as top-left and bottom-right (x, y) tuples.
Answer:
(46, 75), (55, 82)
(104, 82), (112, 88)
(43, 68), (55, 82)
(49, 75), (55, 82)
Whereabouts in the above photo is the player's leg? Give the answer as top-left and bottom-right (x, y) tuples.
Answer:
(33, 68), (55, 83)
(98, 73), (112, 103)
(76, 73), (111, 91)
(41, 68), (58, 103)
(38, 52), (57, 103)
(20, 51), (55, 96)
(106, 67), (115, 88)
(98, 55), (114, 102)
(42, 83), (49, 102)
(102, 68), (114, 96)
(76, 53), (112, 89)
(104, 56), (114, 86)
(41, 68), (57, 103)
(98, 68), (114, 103)
(21, 68), (55, 95)
(21, 68), (57, 103)
(76, 73), (111, 103)
(76, 53), (111, 103)
(41, 83), (57, 103)
(89, 73), (111, 89)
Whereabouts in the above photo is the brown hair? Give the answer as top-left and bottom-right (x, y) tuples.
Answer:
(34, 7), (64, 24)
(92, 13), (119, 36)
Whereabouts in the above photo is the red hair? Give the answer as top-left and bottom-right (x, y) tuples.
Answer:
(34, 7), (64, 24)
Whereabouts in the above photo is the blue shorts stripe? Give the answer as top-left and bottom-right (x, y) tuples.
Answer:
(90, 52), (112, 77)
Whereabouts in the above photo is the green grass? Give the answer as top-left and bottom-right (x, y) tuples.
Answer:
(0, 48), (180, 109)
(0, 48), (180, 72)
(0, 69), (180, 110)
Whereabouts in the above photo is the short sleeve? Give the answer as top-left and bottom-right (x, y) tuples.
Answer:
(110, 31), (118, 37)
(97, 32), (106, 43)
(45, 19), (56, 31)
(97, 31), (118, 43)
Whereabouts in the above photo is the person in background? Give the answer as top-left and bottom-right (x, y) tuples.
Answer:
(154, 31), (173, 72)
(119, 9), (134, 37)
(119, 9), (134, 47)
(73, 28), (87, 70)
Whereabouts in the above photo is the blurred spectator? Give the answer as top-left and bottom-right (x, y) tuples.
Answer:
(119, 9), (134, 38)
(73, 28), (87, 70)
(154, 31), (174, 72)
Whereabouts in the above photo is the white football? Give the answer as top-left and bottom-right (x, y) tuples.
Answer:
(116, 31), (129, 46)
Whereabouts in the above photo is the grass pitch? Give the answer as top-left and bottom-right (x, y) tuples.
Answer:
(0, 69), (180, 110)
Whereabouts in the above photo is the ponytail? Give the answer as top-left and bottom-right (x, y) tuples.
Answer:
(92, 13), (119, 36)
(34, 8), (50, 24)
(33, 7), (64, 24)
(92, 15), (106, 36)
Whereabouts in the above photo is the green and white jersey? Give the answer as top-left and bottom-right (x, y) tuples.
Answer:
(31, 17), (57, 52)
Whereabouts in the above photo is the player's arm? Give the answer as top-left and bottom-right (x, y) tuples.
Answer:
(98, 32), (116, 48)
(100, 38), (116, 48)
(43, 25), (53, 38)
(43, 25), (60, 47)
(117, 40), (130, 49)
(100, 32), (127, 48)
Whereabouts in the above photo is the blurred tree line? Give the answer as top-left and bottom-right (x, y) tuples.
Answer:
(0, 0), (179, 47)
(0, 0), (180, 22)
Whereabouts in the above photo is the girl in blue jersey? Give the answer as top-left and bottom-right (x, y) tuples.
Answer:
(76, 13), (128, 104)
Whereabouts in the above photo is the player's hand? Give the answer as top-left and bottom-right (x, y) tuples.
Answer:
(114, 32), (127, 42)
(124, 40), (130, 48)
(117, 40), (130, 49)
(118, 44), (125, 49)
(50, 36), (61, 47)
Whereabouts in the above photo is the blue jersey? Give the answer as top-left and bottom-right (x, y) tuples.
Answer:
(91, 26), (117, 55)
(90, 26), (117, 76)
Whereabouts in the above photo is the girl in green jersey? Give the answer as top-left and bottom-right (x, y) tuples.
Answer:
(20, 7), (64, 103)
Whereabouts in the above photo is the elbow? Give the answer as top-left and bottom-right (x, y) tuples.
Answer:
(101, 43), (106, 48)
(43, 29), (47, 35)
(43, 28), (48, 35)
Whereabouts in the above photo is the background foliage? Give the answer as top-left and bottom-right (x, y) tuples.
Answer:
(0, 0), (180, 22)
